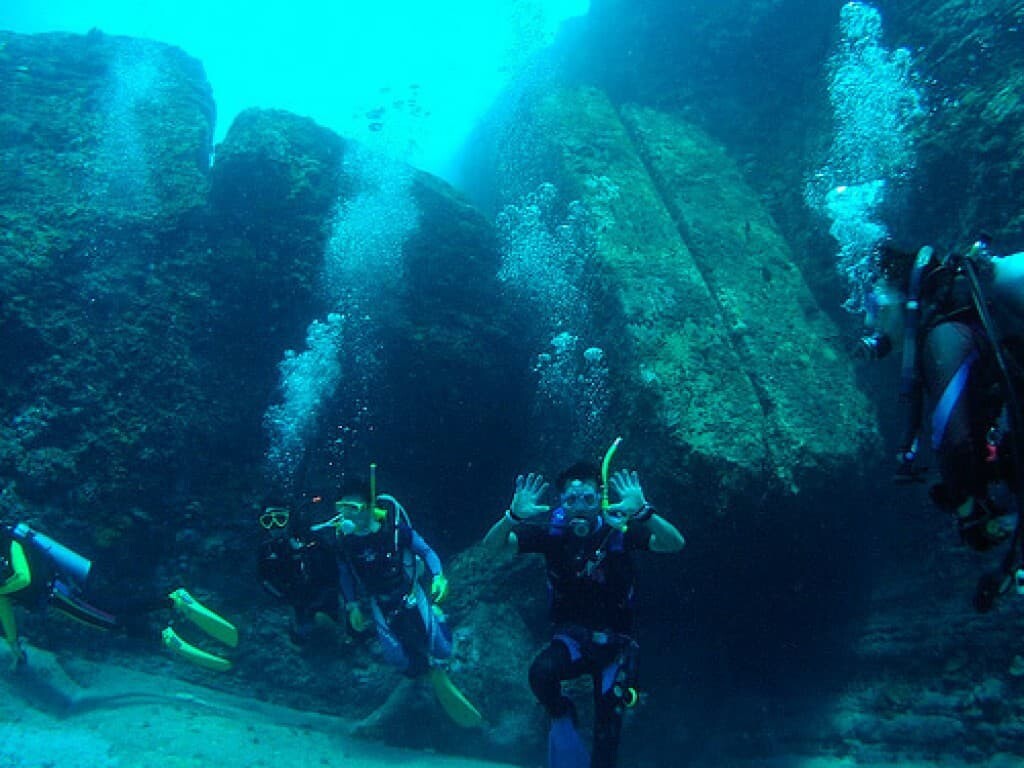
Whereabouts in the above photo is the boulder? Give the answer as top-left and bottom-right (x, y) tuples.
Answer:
(0, 31), (216, 535)
(488, 85), (878, 511)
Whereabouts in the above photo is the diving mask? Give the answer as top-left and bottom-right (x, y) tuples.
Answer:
(333, 499), (387, 536)
(562, 489), (599, 508)
(334, 500), (366, 536)
(259, 507), (290, 530)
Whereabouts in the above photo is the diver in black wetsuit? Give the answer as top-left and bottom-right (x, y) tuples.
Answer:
(859, 237), (1024, 610)
(483, 443), (685, 768)
(256, 500), (341, 646)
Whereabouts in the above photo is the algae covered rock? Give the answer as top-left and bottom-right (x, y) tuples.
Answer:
(211, 107), (348, 238)
(886, 0), (1024, 244)
(0, 31), (217, 523)
(488, 85), (878, 509)
(0, 30), (213, 246)
(619, 104), (877, 487)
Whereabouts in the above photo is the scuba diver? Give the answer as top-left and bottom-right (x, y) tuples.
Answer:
(256, 498), (342, 646)
(312, 465), (481, 728)
(1, 521), (238, 672)
(858, 234), (1024, 611)
(482, 439), (685, 768)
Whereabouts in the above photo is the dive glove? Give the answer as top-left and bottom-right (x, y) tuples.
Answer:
(430, 574), (449, 603)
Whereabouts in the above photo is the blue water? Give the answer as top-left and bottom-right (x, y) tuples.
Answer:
(3, 1), (1024, 766)
(0, 0), (590, 181)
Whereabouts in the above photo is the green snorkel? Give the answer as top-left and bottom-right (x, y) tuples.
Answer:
(601, 437), (625, 530)
(310, 462), (388, 536)
(370, 462), (378, 514)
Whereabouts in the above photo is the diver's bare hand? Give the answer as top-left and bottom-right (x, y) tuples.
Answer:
(607, 470), (646, 518)
(510, 473), (550, 520)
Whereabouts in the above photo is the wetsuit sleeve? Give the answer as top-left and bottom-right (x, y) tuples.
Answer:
(409, 528), (443, 577)
(513, 524), (547, 554)
(0, 541), (31, 596)
(625, 525), (653, 551)
(992, 253), (1024, 327)
(0, 597), (17, 654)
(0, 541), (30, 654)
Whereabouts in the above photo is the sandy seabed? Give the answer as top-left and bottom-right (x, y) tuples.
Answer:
(0, 645), (518, 768)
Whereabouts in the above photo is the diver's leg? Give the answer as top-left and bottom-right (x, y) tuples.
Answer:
(412, 584), (452, 661)
(49, 579), (121, 632)
(591, 647), (629, 768)
(371, 599), (414, 674)
(529, 635), (589, 718)
(922, 321), (991, 505)
(539, 635), (592, 768)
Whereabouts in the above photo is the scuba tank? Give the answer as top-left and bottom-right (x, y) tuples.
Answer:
(10, 523), (92, 586)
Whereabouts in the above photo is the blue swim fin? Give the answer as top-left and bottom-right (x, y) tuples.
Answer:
(548, 715), (589, 768)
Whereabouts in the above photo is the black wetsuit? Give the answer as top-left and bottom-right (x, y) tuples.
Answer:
(258, 533), (340, 644)
(515, 509), (651, 768)
(334, 521), (450, 677)
(905, 264), (1022, 523)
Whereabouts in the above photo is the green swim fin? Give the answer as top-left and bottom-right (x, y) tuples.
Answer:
(428, 667), (483, 728)
(168, 588), (239, 647)
(161, 627), (232, 672)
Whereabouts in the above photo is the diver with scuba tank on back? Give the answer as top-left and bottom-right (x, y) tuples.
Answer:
(1, 521), (238, 672)
(310, 464), (482, 728)
(858, 233), (1024, 611)
(482, 439), (685, 768)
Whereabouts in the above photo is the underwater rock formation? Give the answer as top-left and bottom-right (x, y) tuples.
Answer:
(483, 85), (878, 513)
(0, 31), (217, 539)
(209, 106), (528, 544)
(883, 0), (1024, 246)
(0, 30), (527, 557)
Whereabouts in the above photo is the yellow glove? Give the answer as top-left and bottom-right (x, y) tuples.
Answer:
(347, 603), (369, 633)
(430, 574), (449, 604)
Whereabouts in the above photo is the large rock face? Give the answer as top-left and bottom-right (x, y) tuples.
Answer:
(882, 0), (1024, 246)
(0, 31), (213, 244)
(487, 85), (878, 512)
(0, 32), (217, 553)
(0, 30), (534, 761)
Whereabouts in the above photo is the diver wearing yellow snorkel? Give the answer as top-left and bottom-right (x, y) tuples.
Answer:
(312, 465), (481, 728)
(482, 439), (685, 768)
(0, 521), (238, 672)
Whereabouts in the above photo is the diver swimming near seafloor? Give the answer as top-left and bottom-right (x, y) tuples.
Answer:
(0, 521), (238, 672)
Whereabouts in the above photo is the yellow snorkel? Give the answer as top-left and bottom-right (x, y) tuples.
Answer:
(370, 462), (379, 516)
(370, 462), (388, 522)
(601, 437), (625, 530)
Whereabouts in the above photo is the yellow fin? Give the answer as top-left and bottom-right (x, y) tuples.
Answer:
(169, 588), (239, 647)
(429, 668), (483, 728)
(161, 627), (232, 672)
